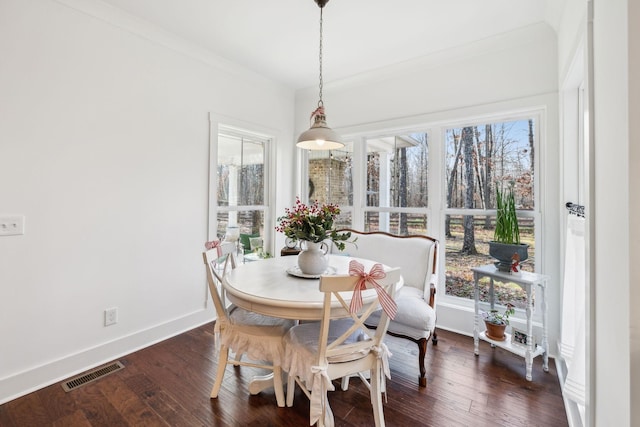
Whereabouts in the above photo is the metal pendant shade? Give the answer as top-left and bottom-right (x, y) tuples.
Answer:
(297, 0), (344, 150)
(296, 107), (344, 150)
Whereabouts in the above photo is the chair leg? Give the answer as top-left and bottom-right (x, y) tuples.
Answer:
(432, 328), (438, 345)
(211, 346), (229, 398)
(286, 373), (296, 407)
(318, 391), (334, 427)
(417, 338), (428, 387)
(370, 366), (385, 427)
(341, 375), (350, 391)
(273, 366), (286, 408)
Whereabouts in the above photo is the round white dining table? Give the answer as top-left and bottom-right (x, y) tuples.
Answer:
(223, 254), (401, 399)
(223, 254), (401, 321)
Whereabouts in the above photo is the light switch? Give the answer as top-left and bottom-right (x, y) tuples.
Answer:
(0, 216), (25, 236)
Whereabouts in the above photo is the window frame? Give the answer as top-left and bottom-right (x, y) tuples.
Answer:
(302, 107), (547, 324)
(437, 111), (544, 318)
(209, 117), (275, 254)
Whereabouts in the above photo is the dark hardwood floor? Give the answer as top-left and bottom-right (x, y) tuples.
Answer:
(0, 325), (568, 426)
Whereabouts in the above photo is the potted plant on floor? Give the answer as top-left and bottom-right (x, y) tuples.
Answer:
(482, 303), (515, 341)
(489, 183), (529, 272)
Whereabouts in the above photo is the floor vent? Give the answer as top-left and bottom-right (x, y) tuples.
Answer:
(61, 361), (124, 392)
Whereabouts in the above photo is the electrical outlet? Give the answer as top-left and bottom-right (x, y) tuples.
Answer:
(104, 307), (118, 326)
(0, 216), (25, 236)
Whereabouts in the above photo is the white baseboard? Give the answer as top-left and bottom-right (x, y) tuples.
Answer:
(0, 309), (214, 405)
(555, 357), (585, 427)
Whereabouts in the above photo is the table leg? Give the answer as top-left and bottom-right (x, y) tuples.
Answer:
(248, 373), (274, 395)
(525, 283), (533, 381)
(473, 272), (480, 356)
(540, 282), (549, 372)
(248, 373), (286, 408)
(489, 277), (495, 311)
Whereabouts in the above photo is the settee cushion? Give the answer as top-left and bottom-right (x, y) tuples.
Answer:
(366, 286), (436, 340)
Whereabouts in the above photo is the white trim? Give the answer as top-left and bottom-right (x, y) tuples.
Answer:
(555, 357), (586, 427)
(337, 94), (556, 138)
(0, 309), (214, 405)
(327, 96), (552, 339)
(217, 205), (269, 212)
(53, 0), (284, 90)
(208, 113), (278, 255)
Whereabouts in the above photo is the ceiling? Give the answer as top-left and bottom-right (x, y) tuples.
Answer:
(99, 0), (566, 90)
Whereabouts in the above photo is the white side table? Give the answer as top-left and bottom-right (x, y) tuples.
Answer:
(472, 264), (550, 381)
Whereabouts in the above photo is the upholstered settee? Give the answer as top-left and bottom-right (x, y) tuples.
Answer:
(331, 229), (439, 387)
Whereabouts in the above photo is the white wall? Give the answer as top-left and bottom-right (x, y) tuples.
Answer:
(630, 1), (640, 424)
(557, 0), (589, 80)
(0, 0), (294, 403)
(556, 0), (636, 424)
(555, 1), (589, 425)
(296, 23), (562, 351)
(591, 1), (632, 425)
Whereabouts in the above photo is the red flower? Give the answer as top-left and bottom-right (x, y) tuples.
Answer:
(275, 197), (354, 251)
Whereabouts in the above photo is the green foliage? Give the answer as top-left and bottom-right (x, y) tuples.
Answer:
(494, 184), (520, 244)
(482, 303), (516, 325)
(276, 197), (355, 251)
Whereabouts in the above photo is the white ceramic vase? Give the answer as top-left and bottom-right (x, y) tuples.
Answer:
(297, 241), (329, 275)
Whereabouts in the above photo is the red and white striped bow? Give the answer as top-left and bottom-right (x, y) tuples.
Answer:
(348, 260), (397, 320)
(205, 239), (223, 257)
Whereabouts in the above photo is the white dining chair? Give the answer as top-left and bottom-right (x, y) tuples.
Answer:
(203, 243), (294, 407)
(282, 263), (401, 427)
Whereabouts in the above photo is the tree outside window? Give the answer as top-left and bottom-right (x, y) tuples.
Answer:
(303, 117), (538, 310)
(444, 119), (536, 308)
(216, 129), (268, 243)
(364, 134), (429, 234)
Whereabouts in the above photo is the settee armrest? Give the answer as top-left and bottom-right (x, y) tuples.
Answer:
(428, 284), (436, 309)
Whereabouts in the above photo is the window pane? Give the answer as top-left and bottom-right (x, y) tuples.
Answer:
(217, 133), (265, 207)
(445, 120), (534, 210)
(364, 212), (428, 235)
(444, 214), (536, 308)
(334, 210), (352, 231)
(216, 210), (265, 241)
(308, 142), (353, 207)
(365, 133), (429, 208)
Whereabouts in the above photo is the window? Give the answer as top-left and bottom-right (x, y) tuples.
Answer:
(443, 119), (537, 308)
(215, 126), (270, 249)
(305, 134), (429, 234)
(303, 113), (540, 311)
(307, 142), (353, 229)
(363, 133), (429, 234)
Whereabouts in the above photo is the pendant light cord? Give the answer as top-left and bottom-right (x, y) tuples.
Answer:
(318, 6), (324, 108)
(297, 0), (344, 150)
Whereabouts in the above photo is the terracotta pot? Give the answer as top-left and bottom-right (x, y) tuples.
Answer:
(484, 321), (507, 341)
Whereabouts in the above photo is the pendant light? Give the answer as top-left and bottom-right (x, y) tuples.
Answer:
(296, 0), (344, 150)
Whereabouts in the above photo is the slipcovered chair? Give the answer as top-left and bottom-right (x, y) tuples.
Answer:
(239, 232), (261, 254)
(282, 264), (402, 427)
(331, 230), (439, 387)
(203, 242), (295, 406)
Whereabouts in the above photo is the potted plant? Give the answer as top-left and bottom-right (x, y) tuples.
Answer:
(489, 184), (529, 272)
(482, 303), (515, 341)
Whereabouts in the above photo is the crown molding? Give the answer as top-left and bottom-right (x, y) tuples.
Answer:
(53, 0), (286, 90)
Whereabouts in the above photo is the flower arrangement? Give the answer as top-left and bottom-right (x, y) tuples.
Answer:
(276, 197), (355, 251)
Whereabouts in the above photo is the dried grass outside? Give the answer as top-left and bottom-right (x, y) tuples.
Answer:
(445, 217), (535, 309)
